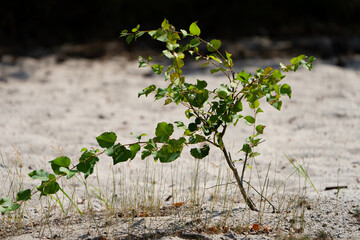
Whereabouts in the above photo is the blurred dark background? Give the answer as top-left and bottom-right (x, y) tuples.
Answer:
(1, 0), (360, 59)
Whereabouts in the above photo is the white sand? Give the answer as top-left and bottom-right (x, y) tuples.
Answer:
(0, 55), (359, 239)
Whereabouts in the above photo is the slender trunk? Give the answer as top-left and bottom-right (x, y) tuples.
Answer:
(221, 146), (258, 211)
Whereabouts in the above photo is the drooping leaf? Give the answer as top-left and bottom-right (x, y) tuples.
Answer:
(280, 84), (292, 98)
(77, 151), (99, 179)
(190, 144), (210, 159)
(96, 132), (117, 148)
(189, 21), (201, 36)
(112, 144), (132, 164)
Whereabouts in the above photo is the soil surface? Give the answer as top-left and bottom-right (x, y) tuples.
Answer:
(0, 54), (359, 239)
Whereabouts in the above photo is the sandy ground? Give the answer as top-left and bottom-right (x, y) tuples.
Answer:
(0, 54), (360, 239)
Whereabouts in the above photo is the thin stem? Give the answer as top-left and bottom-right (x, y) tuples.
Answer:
(220, 141), (258, 211)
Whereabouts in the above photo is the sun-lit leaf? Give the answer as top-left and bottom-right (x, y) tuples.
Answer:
(189, 21), (201, 36)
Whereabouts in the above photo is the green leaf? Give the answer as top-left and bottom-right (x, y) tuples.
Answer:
(42, 175), (60, 195)
(51, 156), (71, 168)
(210, 68), (220, 74)
(28, 169), (49, 181)
(189, 21), (201, 36)
(155, 122), (174, 143)
(130, 144), (141, 160)
(112, 145), (131, 164)
(232, 100), (243, 113)
(49, 156), (71, 175)
(0, 197), (21, 214)
(161, 19), (170, 30)
(256, 125), (265, 134)
(175, 121), (186, 130)
(249, 100), (260, 109)
(77, 151), (99, 179)
(244, 116), (255, 125)
(17, 189), (31, 201)
(256, 108), (263, 114)
(188, 122), (198, 132)
(190, 144), (210, 159)
(189, 38), (201, 47)
(59, 167), (78, 179)
(141, 150), (152, 160)
(186, 89), (209, 108)
(126, 35), (134, 44)
(164, 98), (172, 105)
(162, 50), (174, 59)
(138, 85), (156, 98)
(196, 79), (207, 89)
(155, 87), (167, 100)
(154, 139), (184, 163)
(131, 24), (140, 32)
(151, 64), (163, 75)
(207, 39), (221, 52)
(96, 132), (117, 148)
(280, 84), (292, 98)
(180, 29), (188, 38)
(242, 144), (252, 154)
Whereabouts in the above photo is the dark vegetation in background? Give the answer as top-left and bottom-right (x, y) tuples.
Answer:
(1, 0), (360, 57)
